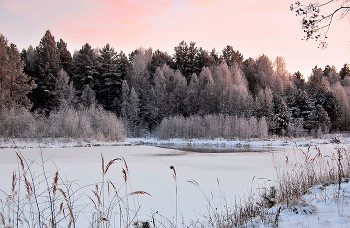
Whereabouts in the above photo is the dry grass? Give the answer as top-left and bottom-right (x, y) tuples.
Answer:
(0, 148), (151, 228)
(183, 144), (350, 227)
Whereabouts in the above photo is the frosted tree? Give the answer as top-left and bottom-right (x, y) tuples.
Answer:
(331, 82), (349, 131)
(127, 88), (140, 137)
(255, 88), (273, 119)
(256, 54), (283, 95)
(184, 73), (200, 115)
(80, 85), (96, 108)
(324, 65), (340, 86)
(230, 63), (252, 116)
(120, 80), (140, 136)
(53, 69), (76, 108)
(151, 67), (168, 125)
(121, 80), (130, 122)
(258, 117), (269, 138)
(168, 70), (187, 115)
(214, 63), (233, 114)
(274, 56), (290, 79)
(198, 67), (216, 115)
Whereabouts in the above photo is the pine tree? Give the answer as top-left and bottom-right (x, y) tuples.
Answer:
(21, 45), (37, 79)
(32, 30), (60, 112)
(270, 93), (290, 135)
(173, 41), (198, 82)
(57, 39), (73, 77)
(292, 71), (305, 90)
(194, 48), (216, 74)
(96, 43), (122, 112)
(0, 35), (35, 110)
(340, 63), (350, 81)
(148, 49), (173, 77)
(72, 43), (99, 94)
(0, 34), (8, 108)
(221, 45), (243, 67)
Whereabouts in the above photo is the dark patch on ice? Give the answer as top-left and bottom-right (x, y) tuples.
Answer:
(154, 145), (278, 154)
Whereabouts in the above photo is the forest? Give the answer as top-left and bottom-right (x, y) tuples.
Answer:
(1, 30), (350, 140)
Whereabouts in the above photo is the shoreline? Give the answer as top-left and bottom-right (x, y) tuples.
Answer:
(0, 134), (348, 149)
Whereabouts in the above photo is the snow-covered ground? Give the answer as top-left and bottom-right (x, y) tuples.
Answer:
(0, 136), (349, 227)
(251, 180), (350, 228)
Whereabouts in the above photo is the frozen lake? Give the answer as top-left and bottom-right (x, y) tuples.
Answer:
(0, 142), (338, 226)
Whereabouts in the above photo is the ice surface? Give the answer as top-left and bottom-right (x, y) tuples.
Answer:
(0, 136), (348, 226)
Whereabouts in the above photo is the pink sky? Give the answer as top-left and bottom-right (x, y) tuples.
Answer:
(1, 0), (350, 77)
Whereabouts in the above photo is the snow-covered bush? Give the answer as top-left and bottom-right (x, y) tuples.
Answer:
(0, 105), (126, 141)
(156, 114), (268, 140)
(0, 108), (36, 138)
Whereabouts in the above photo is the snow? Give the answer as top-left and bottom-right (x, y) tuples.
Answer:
(250, 180), (350, 228)
(0, 136), (349, 227)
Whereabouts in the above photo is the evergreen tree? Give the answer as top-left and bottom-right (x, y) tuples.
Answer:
(0, 34), (8, 108)
(340, 63), (350, 81)
(173, 41), (198, 82)
(292, 71), (305, 91)
(221, 45), (243, 67)
(195, 48), (216, 74)
(31, 30), (60, 112)
(0, 37), (36, 109)
(148, 49), (173, 77)
(307, 66), (340, 130)
(243, 57), (259, 97)
(96, 43), (122, 112)
(21, 45), (37, 79)
(72, 43), (99, 94)
(270, 93), (290, 135)
(57, 39), (73, 77)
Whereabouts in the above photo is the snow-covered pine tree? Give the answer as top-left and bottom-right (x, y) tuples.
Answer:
(96, 43), (122, 112)
(72, 43), (99, 95)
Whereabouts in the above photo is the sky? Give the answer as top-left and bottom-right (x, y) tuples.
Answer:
(1, 0), (350, 77)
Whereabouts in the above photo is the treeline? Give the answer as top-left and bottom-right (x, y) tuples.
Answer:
(1, 30), (350, 139)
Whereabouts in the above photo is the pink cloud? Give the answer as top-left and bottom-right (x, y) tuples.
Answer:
(189, 0), (216, 7)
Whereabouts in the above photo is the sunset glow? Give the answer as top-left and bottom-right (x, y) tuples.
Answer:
(1, 0), (349, 76)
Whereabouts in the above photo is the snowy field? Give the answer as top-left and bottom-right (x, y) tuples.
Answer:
(0, 136), (348, 227)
